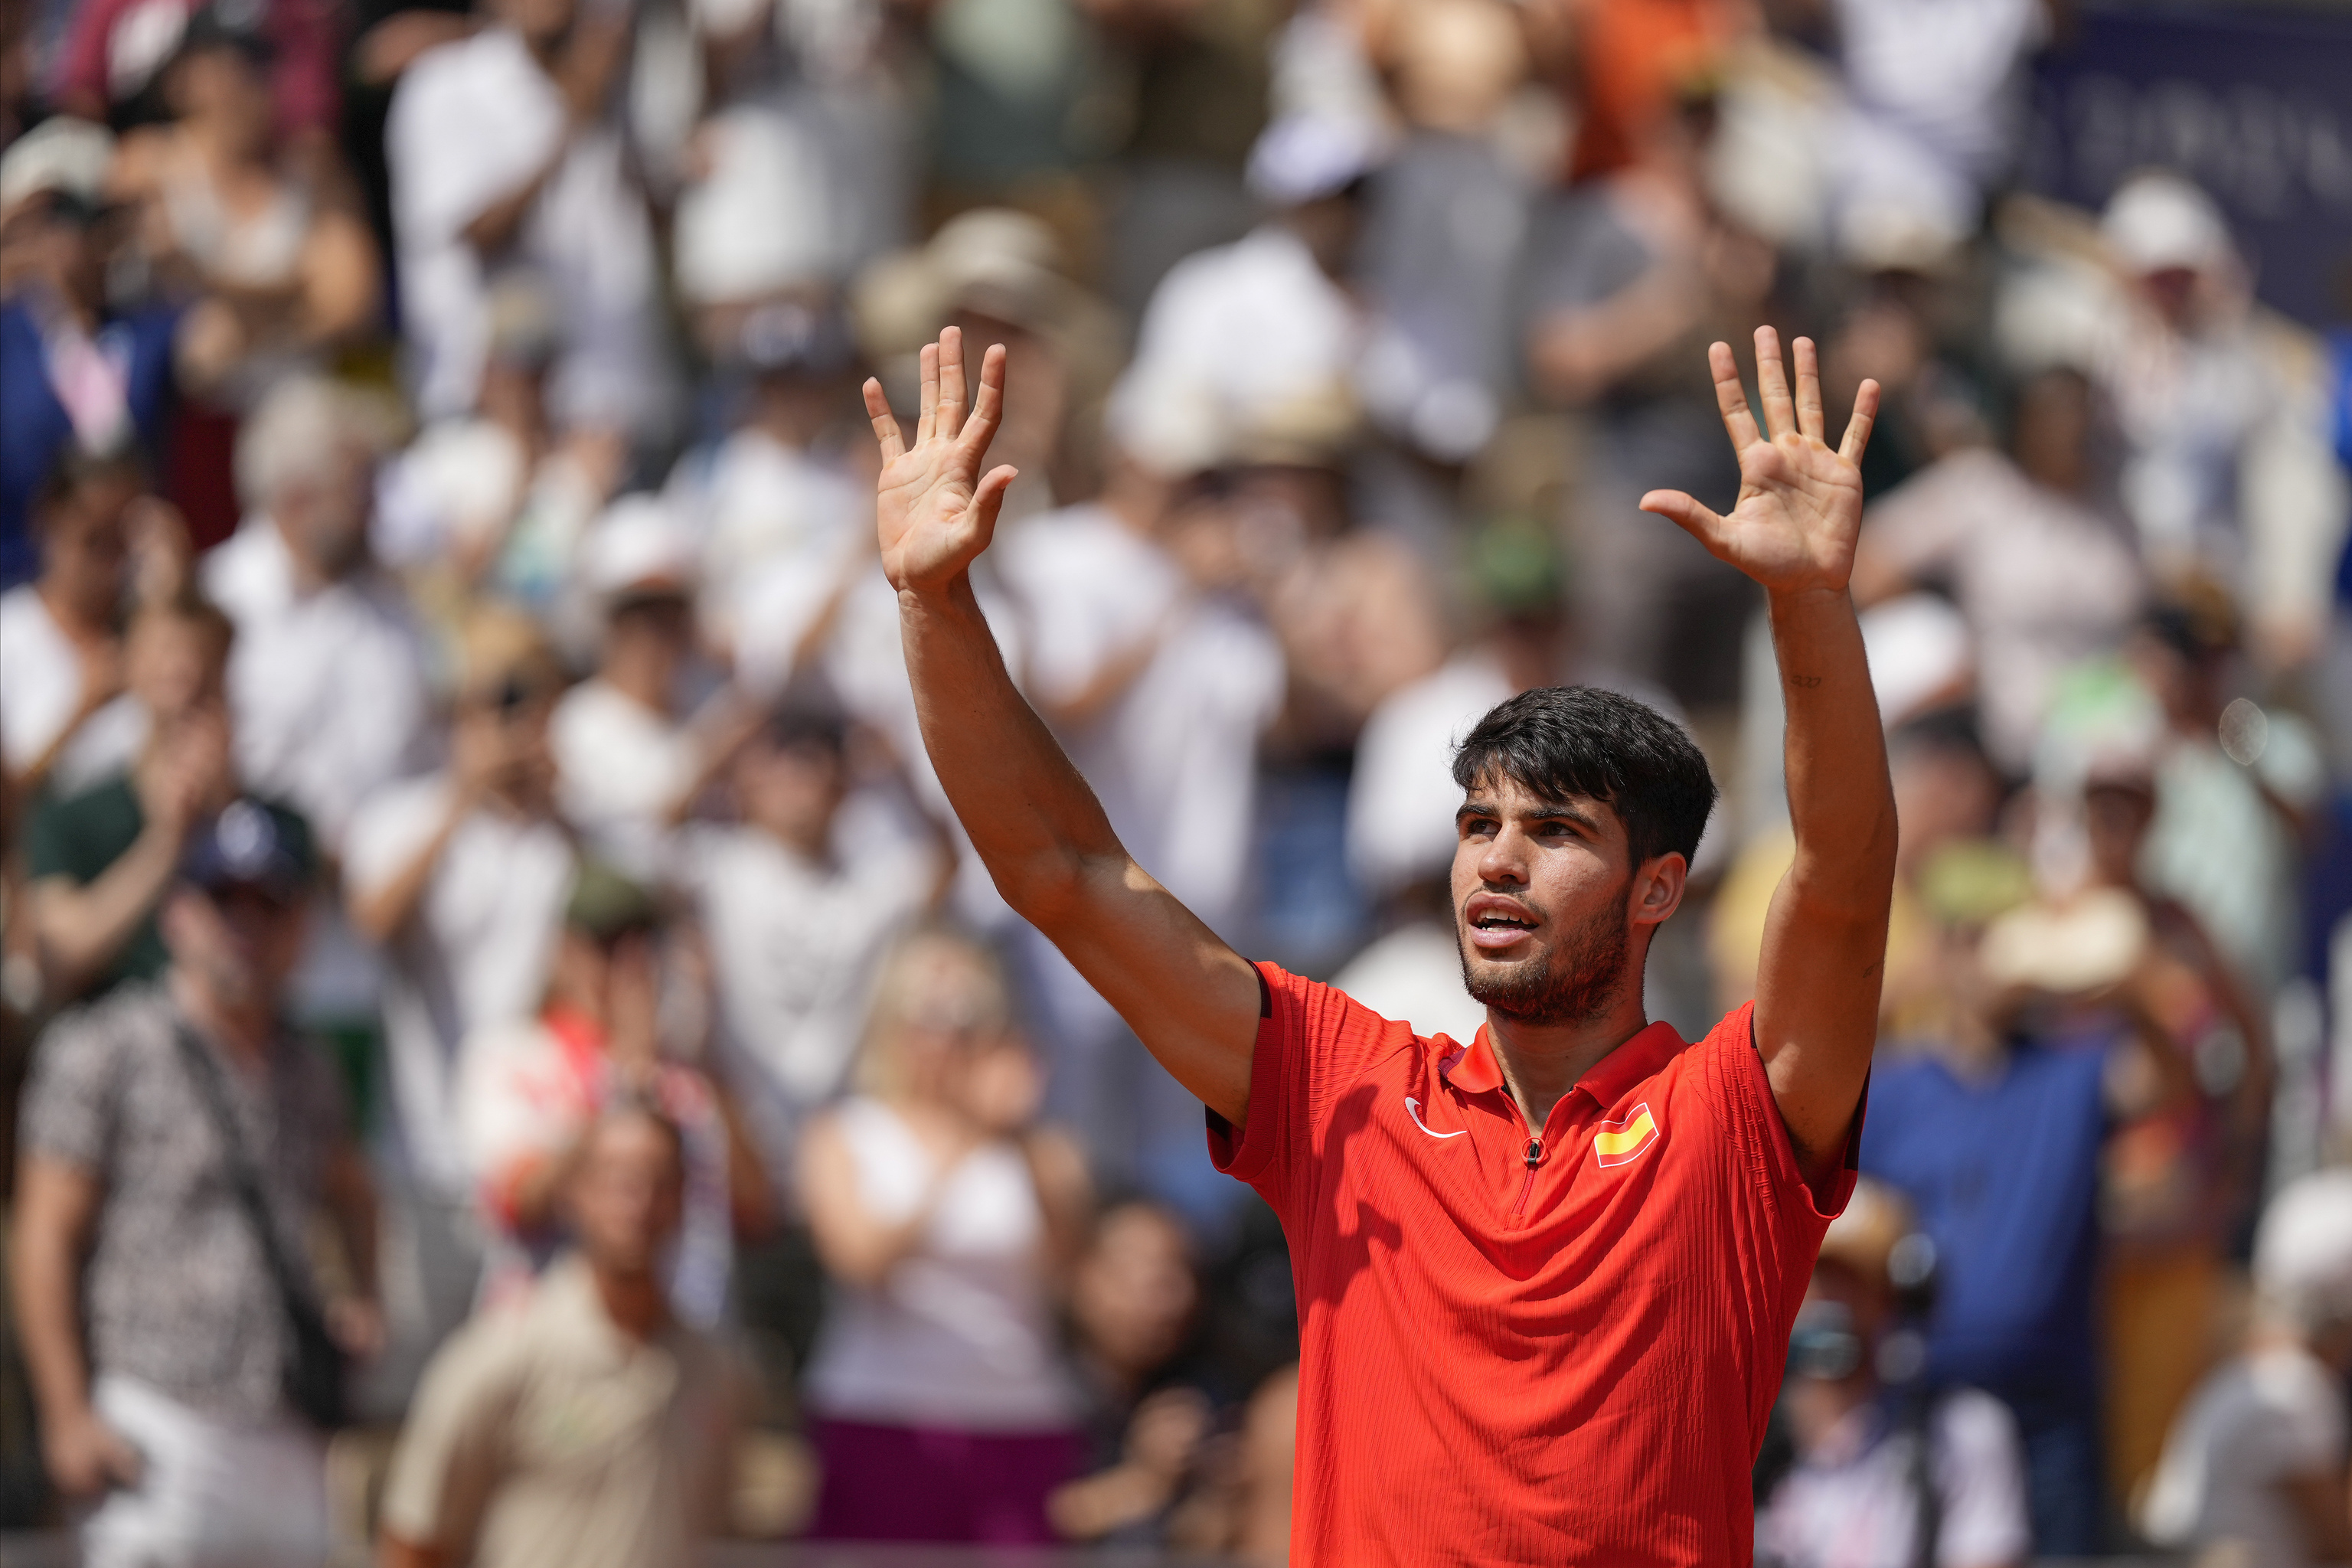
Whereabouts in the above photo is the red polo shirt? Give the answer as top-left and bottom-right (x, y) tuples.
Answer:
(1210, 962), (1857, 1566)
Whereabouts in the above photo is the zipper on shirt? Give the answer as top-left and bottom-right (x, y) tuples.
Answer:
(1511, 1135), (1542, 1217)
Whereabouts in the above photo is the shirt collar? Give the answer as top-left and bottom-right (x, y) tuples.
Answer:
(1439, 1019), (1685, 1109)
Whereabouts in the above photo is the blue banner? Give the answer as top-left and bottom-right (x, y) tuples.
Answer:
(2024, 2), (2352, 328)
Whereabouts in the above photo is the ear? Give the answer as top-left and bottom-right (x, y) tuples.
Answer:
(1628, 852), (1688, 931)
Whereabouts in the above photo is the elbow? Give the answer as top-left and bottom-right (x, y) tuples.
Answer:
(995, 848), (1107, 934)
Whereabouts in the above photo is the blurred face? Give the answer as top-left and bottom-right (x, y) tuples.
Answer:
(884, 943), (1011, 1101)
(1284, 193), (1361, 279)
(125, 611), (229, 720)
(2011, 372), (2092, 495)
(2139, 266), (2201, 328)
(169, 46), (272, 149)
(1073, 1205), (1200, 1380)
(162, 880), (309, 1009)
(2082, 782), (2154, 888)
(39, 475), (134, 622)
(1452, 773), (1673, 1027)
(733, 734), (847, 851)
(0, 198), (100, 305)
(565, 1113), (685, 1277)
(1889, 743), (1997, 871)
(272, 446), (374, 581)
(455, 684), (558, 805)
(603, 593), (694, 682)
(550, 926), (659, 1031)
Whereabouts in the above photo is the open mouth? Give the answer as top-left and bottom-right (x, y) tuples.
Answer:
(1464, 895), (1540, 952)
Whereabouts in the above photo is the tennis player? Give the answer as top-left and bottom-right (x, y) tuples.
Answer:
(865, 323), (1894, 1564)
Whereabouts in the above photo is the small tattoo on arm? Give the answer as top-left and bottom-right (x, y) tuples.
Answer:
(1861, 961), (1881, 978)
(1789, 675), (1824, 689)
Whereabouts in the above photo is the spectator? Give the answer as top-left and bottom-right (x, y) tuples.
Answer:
(1862, 890), (2205, 1556)
(2138, 1166), (2352, 1567)
(1522, 81), (1772, 711)
(993, 449), (1283, 1186)
(106, 6), (381, 406)
(203, 375), (428, 851)
(550, 499), (761, 878)
(1112, 110), (1378, 477)
(343, 607), (576, 1351)
(384, 0), (669, 440)
(694, 698), (948, 1204)
(25, 593), (238, 1003)
(797, 928), (1091, 1543)
(9, 799), (380, 1566)
(1756, 1177), (2031, 1568)
(377, 1104), (743, 1568)
(1850, 367), (2145, 775)
(0, 455), (160, 804)
(456, 864), (764, 1329)
(1049, 1199), (1226, 1544)
(2093, 172), (2349, 670)
(0, 117), (184, 591)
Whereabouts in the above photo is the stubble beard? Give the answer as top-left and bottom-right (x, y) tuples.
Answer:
(1456, 884), (1633, 1028)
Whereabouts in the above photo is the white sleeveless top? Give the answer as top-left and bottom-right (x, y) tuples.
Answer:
(802, 1097), (1082, 1432)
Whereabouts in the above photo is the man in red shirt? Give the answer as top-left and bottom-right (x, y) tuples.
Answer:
(865, 323), (1893, 1564)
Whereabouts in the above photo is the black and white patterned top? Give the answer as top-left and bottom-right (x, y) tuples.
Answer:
(20, 982), (347, 1419)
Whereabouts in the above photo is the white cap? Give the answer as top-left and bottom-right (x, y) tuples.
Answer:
(2101, 172), (2233, 276)
(0, 116), (116, 220)
(1246, 112), (1387, 207)
(2253, 1168), (2352, 1334)
(582, 495), (697, 601)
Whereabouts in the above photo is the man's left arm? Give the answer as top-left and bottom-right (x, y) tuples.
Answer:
(1641, 328), (1896, 1184)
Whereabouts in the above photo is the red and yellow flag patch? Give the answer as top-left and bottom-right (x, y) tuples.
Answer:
(1592, 1102), (1661, 1168)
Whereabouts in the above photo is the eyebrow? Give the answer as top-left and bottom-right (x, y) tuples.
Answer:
(1456, 797), (1607, 833)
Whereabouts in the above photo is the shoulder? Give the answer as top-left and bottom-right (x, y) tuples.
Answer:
(1261, 962), (1423, 1081)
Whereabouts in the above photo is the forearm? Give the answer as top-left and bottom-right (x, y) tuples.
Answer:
(900, 577), (1125, 915)
(36, 825), (182, 991)
(349, 810), (463, 944)
(11, 1214), (93, 1424)
(1769, 586), (1896, 912)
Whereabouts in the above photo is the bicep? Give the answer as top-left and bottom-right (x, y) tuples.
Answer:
(1027, 854), (1260, 1125)
(1753, 870), (1885, 1177)
(14, 1156), (104, 1256)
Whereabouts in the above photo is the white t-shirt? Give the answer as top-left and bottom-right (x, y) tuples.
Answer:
(1114, 223), (1357, 470)
(1345, 651), (1514, 900)
(386, 27), (666, 434)
(345, 774), (577, 1196)
(1758, 1389), (2031, 1568)
(802, 1096), (1083, 1431)
(1328, 921), (1484, 1046)
(688, 814), (936, 1199)
(664, 426), (867, 637)
(203, 520), (430, 848)
(549, 678), (696, 881)
(0, 584), (144, 792)
(2139, 1344), (2350, 1567)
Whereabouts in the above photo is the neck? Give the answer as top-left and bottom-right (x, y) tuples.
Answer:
(1484, 988), (1651, 1134)
(171, 965), (273, 1062)
(590, 1259), (668, 1340)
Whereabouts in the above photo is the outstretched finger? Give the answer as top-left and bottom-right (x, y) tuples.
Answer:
(1753, 325), (1795, 442)
(864, 377), (904, 463)
(1838, 377), (1882, 468)
(1707, 341), (1763, 452)
(938, 325), (968, 439)
(958, 342), (1008, 462)
(1639, 488), (1730, 557)
(1792, 336), (1826, 445)
(916, 341), (940, 446)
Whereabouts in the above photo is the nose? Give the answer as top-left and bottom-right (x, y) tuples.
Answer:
(1475, 825), (1530, 888)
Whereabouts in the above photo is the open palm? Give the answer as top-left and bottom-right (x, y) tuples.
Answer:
(1640, 328), (1880, 599)
(865, 325), (1018, 596)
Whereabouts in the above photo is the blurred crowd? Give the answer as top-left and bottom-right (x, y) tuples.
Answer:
(2, 0), (2352, 1560)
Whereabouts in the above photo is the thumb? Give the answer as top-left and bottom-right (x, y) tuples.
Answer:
(1638, 489), (1727, 551)
(969, 465), (1019, 543)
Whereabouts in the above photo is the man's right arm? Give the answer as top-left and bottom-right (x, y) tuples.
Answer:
(10, 1154), (141, 1496)
(867, 329), (1260, 1124)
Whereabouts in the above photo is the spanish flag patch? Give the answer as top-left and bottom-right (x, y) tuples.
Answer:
(1592, 1102), (1661, 1168)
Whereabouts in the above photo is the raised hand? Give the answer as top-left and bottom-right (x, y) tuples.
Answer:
(866, 325), (1019, 597)
(1638, 328), (1879, 599)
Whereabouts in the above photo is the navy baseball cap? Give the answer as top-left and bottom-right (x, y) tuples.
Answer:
(180, 799), (316, 899)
